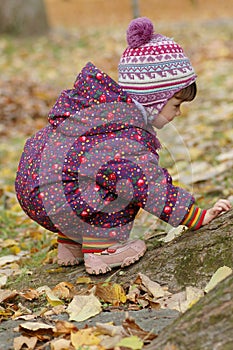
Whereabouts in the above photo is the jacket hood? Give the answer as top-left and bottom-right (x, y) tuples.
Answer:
(48, 62), (130, 127)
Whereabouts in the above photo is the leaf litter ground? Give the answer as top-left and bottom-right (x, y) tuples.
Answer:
(0, 19), (233, 349)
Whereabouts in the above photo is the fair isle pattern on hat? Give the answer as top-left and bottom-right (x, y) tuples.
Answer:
(118, 17), (196, 117)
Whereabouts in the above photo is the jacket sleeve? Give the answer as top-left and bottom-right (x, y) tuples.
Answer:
(116, 140), (206, 229)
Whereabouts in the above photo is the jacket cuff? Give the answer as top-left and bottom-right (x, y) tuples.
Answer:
(181, 204), (207, 230)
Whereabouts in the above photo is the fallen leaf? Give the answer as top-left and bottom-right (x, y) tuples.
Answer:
(185, 286), (204, 305)
(0, 255), (21, 267)
(43, 305), (66, 316)
(216, 149), (233, 161)
(19, 321), (55, 333)
(70, 328), (101, 348)
(46, 289), (64, 307)
(159, 225), (187, 243)
(14, 315), (36, 321)
(19, 289), (39, 301)
(67, 294), (102, 322)
(95, 322), (125, 337)
(0, 289), (18, 303)
(122, 316), (157, 341)
(54, 320), (78, 336)
(135, 273), (166, 298)
(1, 238), (19, 248)
(36, 285), (51, 294)
(52, 281), (76, 299)
(180, 286), (204, 313)
(10, 245), (21, 255)
(13, 335), (37, 350)
(0, 274), (7, 287)
(18, 321), (54, 341)
(100, 334), (125, 349)
(116, 335), (144, 350)
(127, 285), (141, 303)
(12, 302), (33, 319)
(205, 266), (233, 293)
(95, 282), (127, 306)
(157, 286), (204, 313)
(157, 291), (186, 312)
(51, 338), (72, 350)
(0, 267), (18, 278)
(76, 276), (92, 284)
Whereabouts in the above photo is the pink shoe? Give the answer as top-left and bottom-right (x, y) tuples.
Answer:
(84, 240), (147, 275)
(57, 243), (84, 266)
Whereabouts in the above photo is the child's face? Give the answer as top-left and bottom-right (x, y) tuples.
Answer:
(151, 97), (183, 129)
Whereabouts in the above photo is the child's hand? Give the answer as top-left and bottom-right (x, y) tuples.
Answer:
(202, 199), (232, 226)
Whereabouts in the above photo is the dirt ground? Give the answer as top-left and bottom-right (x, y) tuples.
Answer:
(45, 0), (233, 29)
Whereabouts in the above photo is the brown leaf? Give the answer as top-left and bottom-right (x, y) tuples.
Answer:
(54, 320), (78, 336)
(95, 282), (127, 306)
(122, 315), (157, 341)
(134, 273), (166, 298)
(19, 289), (39, 301)
(13, 335), (37, 350)
(52, 281), (76, 299)
(18, 321), (55, 340)
(127, 285), (141, 303)
(95, 322), (126, 337)
(0, 289), (18, 303)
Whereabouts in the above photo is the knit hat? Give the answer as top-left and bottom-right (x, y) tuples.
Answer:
(118, 17), (196, 119)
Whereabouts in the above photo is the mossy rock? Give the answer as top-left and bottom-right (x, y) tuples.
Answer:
(114, 209), (233, 292)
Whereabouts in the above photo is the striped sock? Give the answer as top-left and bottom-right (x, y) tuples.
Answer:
(82, 236), (117, 253)
(181, 205), (207, 230)
(57, 232), (81, 245)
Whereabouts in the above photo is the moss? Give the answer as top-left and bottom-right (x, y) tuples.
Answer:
(174, 248), (203, 286)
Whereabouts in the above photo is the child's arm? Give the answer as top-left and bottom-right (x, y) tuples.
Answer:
(202, 199), (232, 226)
(181, 199), (232, 230)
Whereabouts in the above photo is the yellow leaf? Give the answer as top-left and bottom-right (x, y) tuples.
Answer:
(67, 294), (102, 322)
(76, 276), (92, 284)
(204, 266), (232, 293)
(46, 289), (64, 306)
(10, 245), (21, 255)
(1, 239), (19, 248)
(117, 335), (144, 350)
(71, 328), (101, 348)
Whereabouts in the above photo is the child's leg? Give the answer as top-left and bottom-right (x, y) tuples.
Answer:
(57, 232), (84, 266)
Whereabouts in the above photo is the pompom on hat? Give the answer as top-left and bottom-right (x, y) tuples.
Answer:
(118, 17), (197, 119)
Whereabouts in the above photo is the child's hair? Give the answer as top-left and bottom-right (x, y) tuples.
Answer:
(175, 82), (197, 102)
